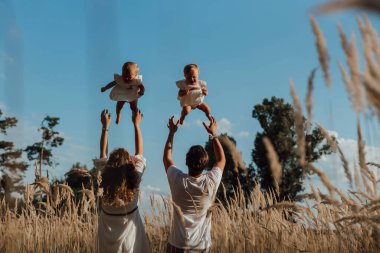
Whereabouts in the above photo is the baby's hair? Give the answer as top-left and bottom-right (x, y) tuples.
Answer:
(122, 62), (139, 76)
(183, 64), (199, 76)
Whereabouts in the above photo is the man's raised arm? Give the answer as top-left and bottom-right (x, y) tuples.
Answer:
(163, 116), (179, 172)
(203, 117), (226, 170)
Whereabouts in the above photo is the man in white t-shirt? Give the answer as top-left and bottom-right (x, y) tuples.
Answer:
(163, 116), (226, 253)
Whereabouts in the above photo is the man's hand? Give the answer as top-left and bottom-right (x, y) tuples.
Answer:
(164, 116), (178, 171)
(167, 116), (179, 133)
(132, 110), (143, 126)
(138, 84), (145, 96)
(101, 109), (111, 129)
(201, 88), (208, 96)
(205, 116), (225, 170)
(202, 116), (217, 136)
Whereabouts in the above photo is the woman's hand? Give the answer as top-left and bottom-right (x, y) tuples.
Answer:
(132, 110), (143, 126)
(202, 88), (208, 96)
(167, 116), (179, 134)
(100, 109), (110, 158)
(101, 109), (111, 129)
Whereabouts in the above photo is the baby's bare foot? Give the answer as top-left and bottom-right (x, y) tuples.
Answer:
(116, 115), (121, 124)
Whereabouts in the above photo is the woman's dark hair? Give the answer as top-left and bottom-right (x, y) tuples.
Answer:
(100, 148), (140, 207)
(186, 145), (209, 175)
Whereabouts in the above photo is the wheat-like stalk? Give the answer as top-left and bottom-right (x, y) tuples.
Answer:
(310, 16), (331, 86)
(315, 0), (380, 14)
(367, 162), (380, 169)
(32, 177), (50, 194)
(357, 121), (377, 195)
(262, 137), (282, 196)
(308, 164), (337, 199)
(306, 68), (317, 133)
(337, 24), (363, 111)
(290, 80), (306, 169)
(218, 135), (246, 173)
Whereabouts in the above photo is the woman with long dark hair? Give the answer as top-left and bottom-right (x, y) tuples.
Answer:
(95, 109), (151, 253)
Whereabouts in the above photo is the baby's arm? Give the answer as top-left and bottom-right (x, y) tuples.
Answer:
(101, 81), (116, 92)
(202, 87), (208, 96)
(138, 84), (145, 96)
(199, 81), (208, 96)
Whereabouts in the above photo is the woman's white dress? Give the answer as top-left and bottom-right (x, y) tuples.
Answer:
(109, 74), (143, 102)
(94, 155), (151, 253)
(176, 80), (207, 107)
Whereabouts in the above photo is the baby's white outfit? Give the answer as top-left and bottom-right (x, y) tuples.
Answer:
(109, 74), (143, 102)
(176, 80), (207, 107)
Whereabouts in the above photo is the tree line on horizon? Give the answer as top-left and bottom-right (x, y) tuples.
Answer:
(0, 110), (64, 203)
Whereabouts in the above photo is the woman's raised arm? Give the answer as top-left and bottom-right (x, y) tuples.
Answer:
(132, 111), (143, 156)
(100, 109), (111, 158)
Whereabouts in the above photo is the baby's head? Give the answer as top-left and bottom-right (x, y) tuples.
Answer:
(122, 62), (139, 80)
(183, 64), (199, 85)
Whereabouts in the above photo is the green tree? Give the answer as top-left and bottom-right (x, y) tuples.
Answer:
(0, 109), (28, 202)
(205, 134), (256, 204)
(252, 97), (334, 201)
(25, 116), (64, 179)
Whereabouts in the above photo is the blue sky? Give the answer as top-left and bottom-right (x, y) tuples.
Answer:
(1, 0), (380, 194)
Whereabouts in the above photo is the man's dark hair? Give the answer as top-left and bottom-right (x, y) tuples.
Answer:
(186, 145), (209, 174)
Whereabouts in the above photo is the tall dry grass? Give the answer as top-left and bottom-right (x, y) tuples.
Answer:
(1, 176), (379, 253)
(1, 9), (380, 253)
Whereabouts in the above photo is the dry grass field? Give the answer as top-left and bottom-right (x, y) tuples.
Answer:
(1, 10), (380, 253)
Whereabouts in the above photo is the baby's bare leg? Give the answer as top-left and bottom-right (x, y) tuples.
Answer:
(129, 100), (139, 114)
(116, 101), (126, 124)
(179, 106), (191, 125)
(197, 103), (212, 121)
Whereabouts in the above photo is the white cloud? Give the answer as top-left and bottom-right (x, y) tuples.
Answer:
(237, 131), (250, 138)
(0, 103), (8, 111)
(144, 184), (161, 192)
(326, 130), (338, 138)
(196, 117), (249, 140)
(218, 117), (232, 134)
(310, 132), (380, 193)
